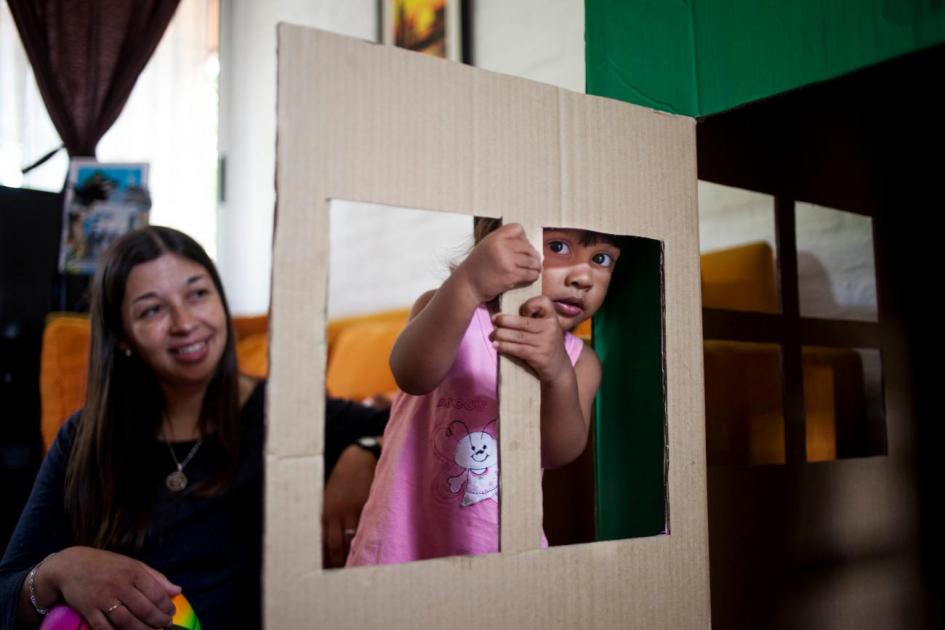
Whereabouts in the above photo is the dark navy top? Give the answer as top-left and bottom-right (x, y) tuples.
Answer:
(0, 382), (388, 629)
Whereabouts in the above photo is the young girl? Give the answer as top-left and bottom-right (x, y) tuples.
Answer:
(346, 220), (621, 565)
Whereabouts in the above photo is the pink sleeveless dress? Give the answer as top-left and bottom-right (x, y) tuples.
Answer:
(347, 305), (584, 566)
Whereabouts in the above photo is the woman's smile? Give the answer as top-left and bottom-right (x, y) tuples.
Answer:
(168, 338), (212, 363)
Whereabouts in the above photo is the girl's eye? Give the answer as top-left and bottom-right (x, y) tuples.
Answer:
(592, 252), (614, 267)
(190, 287), (212, 300)
(548, 241), (570, 255)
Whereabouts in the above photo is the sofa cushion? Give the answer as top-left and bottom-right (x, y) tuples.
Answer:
(40, 314), (91, 452)
(701, 241), (778, 313)
(325, 319), (405, 401)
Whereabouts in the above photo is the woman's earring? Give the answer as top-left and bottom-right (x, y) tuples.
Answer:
(121, 347), (132, 358)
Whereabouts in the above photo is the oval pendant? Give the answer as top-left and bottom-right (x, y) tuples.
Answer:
(166, 470), (188, 492)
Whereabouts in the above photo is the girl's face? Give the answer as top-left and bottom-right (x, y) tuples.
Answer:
(541, 229), (620, 331)
(121, 253), (227, 394)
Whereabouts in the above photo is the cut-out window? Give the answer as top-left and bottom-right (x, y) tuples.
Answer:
(553, 232), (668, 543)
(698, 181), (779, 314)
(703, 341), (785, 466)
(323, 201), (471, 569)
(325, 201), (668, 564)
(795, 203), (877, 322)
(803, 346), (886, 461)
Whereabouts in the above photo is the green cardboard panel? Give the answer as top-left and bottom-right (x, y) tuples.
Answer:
(593, 236), (666, 540)
(586, 0), (945, 117)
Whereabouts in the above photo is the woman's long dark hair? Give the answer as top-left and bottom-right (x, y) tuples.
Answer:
(64, 226), (242, 551)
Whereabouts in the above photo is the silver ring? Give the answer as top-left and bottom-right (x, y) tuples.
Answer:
(343, 528), (356, 537)
(104, 601), (123, 615)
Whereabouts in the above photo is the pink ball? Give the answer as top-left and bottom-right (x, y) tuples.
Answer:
(39, 605), (89, 630)
(38, 595), (200, 630)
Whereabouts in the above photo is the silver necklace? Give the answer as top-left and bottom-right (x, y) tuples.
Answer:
(161, 429), (203, 492)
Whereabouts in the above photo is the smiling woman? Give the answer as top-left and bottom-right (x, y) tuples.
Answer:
(0, 226), (390, 630)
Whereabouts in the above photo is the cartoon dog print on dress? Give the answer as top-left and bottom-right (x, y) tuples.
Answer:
(446, 419), (498, 506)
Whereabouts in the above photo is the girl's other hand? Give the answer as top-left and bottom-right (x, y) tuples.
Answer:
(490, 296), (572, 384)
(458, 223), (541, 303)
(44, 546), (179, 630)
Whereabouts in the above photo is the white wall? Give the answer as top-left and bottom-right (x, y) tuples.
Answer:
(218, 0), (375, 314)
(328, 201), (472, 318)
(217, 0), (585, 315)
(474, 0), (585, 92)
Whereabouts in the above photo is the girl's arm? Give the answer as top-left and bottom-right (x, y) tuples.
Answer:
(540, 343), (600, 468)
(390, 223), (541, 395)
(489, 296), (601, 468)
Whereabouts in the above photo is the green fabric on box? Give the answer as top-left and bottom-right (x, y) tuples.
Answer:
(586, 0), (945, 117)
(593, 236), (666, 540)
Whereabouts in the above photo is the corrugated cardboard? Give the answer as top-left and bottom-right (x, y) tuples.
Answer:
(269, 24), (707, 628)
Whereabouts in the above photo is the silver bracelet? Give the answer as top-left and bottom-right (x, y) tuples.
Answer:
(27, 552), (57, 616)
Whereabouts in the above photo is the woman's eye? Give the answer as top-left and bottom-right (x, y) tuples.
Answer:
(548, 241), (569, 255)
(190, 287), (211, 300)
(140, 304), (162, 318)
(592, 252), (614, 267)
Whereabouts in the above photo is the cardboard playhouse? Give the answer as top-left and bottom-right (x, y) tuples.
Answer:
(266, 25), (707, 628)
(585, 1), (945, 628)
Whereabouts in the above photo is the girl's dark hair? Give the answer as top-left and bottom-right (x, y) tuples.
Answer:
(473, 216), (503, 245)
(64, 226), (241, 551)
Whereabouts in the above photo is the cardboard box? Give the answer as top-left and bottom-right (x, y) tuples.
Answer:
(269, 24), (707, 628)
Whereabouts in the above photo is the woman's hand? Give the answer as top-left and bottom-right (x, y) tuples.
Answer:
(490, 296), (572, 384)
(40, 546), (180, 629)
(322, 443), (378, 568)
(457, 223), (541, 304)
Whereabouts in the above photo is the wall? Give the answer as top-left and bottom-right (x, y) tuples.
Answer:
(218, 0), (585, 315)
(217, 0), (375, 314)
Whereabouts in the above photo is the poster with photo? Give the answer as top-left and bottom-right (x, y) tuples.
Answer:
(59, 160), (151, 274)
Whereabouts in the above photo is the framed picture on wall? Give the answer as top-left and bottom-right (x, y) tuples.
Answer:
(379, 0), (472, 63)
(58, 159), (151, 274)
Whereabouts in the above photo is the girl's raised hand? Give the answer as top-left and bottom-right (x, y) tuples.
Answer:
(457, 223), (541, 304)
(490, 296), (572, 385)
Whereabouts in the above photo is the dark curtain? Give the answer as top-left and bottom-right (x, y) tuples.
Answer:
(6, 0), (181, 158)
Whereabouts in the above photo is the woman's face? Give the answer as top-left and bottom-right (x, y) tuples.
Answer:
(121, 253), (227, 393)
